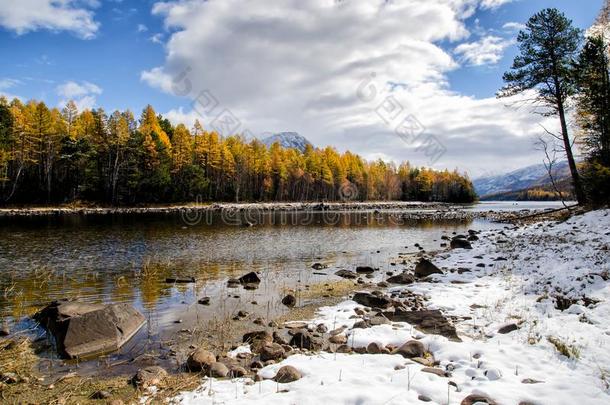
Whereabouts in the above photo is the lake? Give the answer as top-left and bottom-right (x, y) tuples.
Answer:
(0, 202), (559, 377)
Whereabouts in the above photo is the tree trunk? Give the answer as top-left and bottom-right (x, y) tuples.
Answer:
(557, 98), (586, 204)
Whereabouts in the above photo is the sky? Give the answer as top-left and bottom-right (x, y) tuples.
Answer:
(0, 0), (604, 178)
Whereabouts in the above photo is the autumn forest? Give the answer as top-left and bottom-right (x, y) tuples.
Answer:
(0, 99), (477, 205)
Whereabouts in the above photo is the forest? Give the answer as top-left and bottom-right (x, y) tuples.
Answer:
(0, 100), (477, 205)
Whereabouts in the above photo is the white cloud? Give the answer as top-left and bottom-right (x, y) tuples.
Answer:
(149, 33), (164, 44)
(0, 0), (100, 39)
(137, 23), (148, 33)
(480, 0), (515, 9)
(142, 0), (551, 176)
(0, 78), (21, 100)
(57, 80), (102, 110)
(454, 35), (514, 66)
(502, 22), (526, 32)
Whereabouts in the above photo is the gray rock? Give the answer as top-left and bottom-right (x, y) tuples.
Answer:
(282, 294), (296, 307)
(460, 394), (497, 405)
(274, 365), (302, 383)
(260, 343), (285, 362)
(414, 259), (443, 278)
(335, 270), (358, 279)
(289, 331), (321, 350)
(450, 238), (472, 250)
(352, 292), (391, 309)
(133, 366), (167, 387)
(386, 272), (415, 285)
(383, 309), (461, 342)
(208, 362), (230, 378)
(366, 342), (382, 354)
(187, 348), (216, 372)
(498, 323), (519, 334)
(392, 340), (425, 358)
(33, 300), (145, 359)
(238, 272), (261, 284)
(356, 266), (375, 274)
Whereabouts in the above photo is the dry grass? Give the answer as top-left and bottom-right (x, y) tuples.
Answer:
(548, 336), (581, 359)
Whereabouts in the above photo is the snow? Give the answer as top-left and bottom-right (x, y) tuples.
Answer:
(171, 209), (610, 405)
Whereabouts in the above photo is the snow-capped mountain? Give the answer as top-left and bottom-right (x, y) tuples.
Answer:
(261, 132), (313, 153)
(473, 161), (571, 198)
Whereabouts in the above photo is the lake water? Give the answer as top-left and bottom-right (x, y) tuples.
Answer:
(0, 202), (560, 377)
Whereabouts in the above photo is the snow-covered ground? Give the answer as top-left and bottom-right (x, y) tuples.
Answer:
(172, 209), (610, 405)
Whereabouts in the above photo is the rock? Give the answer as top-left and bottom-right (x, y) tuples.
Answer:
(498, 323), (519, 334)
(0, 324), (9, 336)
(421, 367), (450, 377)
(243, 283), (259, 290)
(369, 315), (390, 326)
(289, 331), (321, 350)
(414, 259), (443, 278)
(133, 366), (167, 387)
(356, 266), (375, 274)
(383, 310), (461, 342)
(418, 394), (432, 402)
(467, 235), (479, 241)
(386, 272), (415, 285)
(460, 394), (497, 405)
(311, 263), (327, 270)
(229, 366), (248, 377)
(274, 365), (302, 383)
(450, 238), (472, 250)
(366, 342), (382, 354)
(521, 378), (544, 384)
(197, 297), (211, 305)
(316, 324), (328, 334)
(90, 390), (112, 399)
(392, 340), (425, 358)
(250, 360), (264, 369)
(238, 272), (261, 284)
(282, 294), (296, 308)
(187, 348), (216, 372)
(227, 278), (240, 287)
(335, 344), (352, 353)
(208, 362), (230, 378)
(335, 270), (358, 279)
(329, 334), (347, 345)
(0, 372), (20, 384)
(244, 331), (273, 353)
(165, 277), (195, 283)
(33, 300), (146, 359)
(352, 292), (391, 309)
(260, 343), (285, 362)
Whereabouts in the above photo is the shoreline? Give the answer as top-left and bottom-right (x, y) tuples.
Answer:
(0, 201), (452, 217)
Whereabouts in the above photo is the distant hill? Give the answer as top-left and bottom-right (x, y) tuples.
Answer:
(474, 161), (573, 201)
(262, 132), (313, 153)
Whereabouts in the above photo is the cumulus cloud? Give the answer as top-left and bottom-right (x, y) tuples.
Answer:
(454, 35), (514, 66)
(57, 80), (102, 110)
(480, 0), (515, 9)
(0, 0), (100, 39)
(141, 0), (550, 176)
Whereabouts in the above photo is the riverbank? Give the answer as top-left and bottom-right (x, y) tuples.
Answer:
(0, 201), (449, 217)
(171, 208), (610, 404)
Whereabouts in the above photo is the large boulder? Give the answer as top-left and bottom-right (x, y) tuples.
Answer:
(132, 366), (167, 388)
(260, 343), (285, 362)
(383, 309), (461, 342)
(34, 300), (145, 359)
(352, 292), (391, 309)
(289, 331), (322, 350)
(450, 237), (472, 250)
(238, 272), (261, 284)
(392, 340), (425, 358)
(356, 266), (375, 274)
(386, 272), (415, 285)
(274, 365), (302, 383)
(335, 270), (358, 279)
(187, 348), (216, 372)
(414, 259), (443, 278)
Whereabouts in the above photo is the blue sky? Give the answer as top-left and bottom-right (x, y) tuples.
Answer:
(0, 0), (605, 175)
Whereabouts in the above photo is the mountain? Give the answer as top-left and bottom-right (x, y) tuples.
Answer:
(473, 161), (573, 200)
(261, 132), (313, 153)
